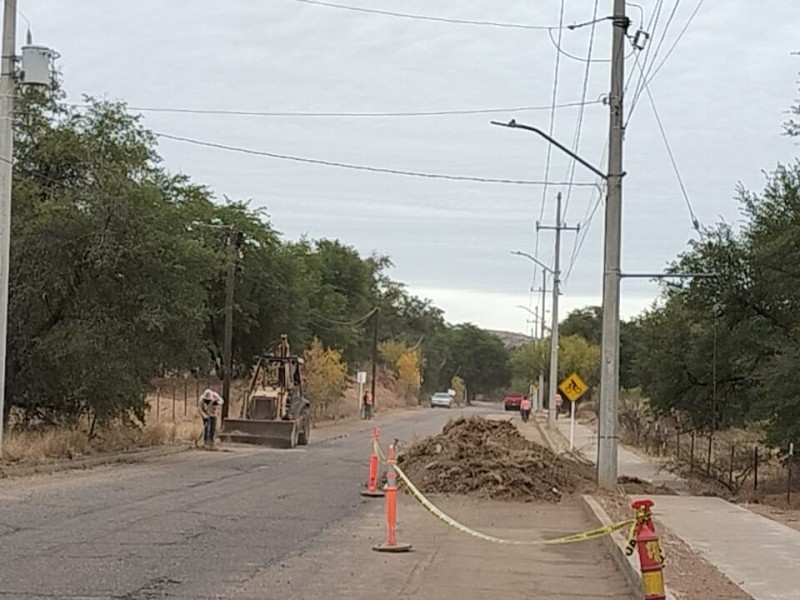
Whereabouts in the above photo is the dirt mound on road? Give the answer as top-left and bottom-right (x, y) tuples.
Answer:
(397, 417), (593, 502)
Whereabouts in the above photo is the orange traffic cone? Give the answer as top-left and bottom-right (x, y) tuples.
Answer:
(372, 444), (412, 553)
(360, 427), (385, 498)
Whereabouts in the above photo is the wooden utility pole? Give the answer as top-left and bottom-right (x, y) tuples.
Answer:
(221, 230), (242, 420)
(370, 308), (379, 407)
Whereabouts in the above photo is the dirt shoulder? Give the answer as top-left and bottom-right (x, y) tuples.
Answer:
(232, 495), (635, 600)
(0, 404), (423, 479)
(596, 494), (753, 600)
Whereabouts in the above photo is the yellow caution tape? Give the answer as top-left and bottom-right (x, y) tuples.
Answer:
(377, 442), (634, 545)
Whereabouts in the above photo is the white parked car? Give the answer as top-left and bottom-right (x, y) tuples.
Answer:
(430, 392), (453, 409)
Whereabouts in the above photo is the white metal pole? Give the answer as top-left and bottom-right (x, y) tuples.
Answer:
(569, 400), (576, 450)
(0, 0), (16, 458)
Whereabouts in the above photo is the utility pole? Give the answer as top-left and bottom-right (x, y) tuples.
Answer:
(537, 192), (578, 427)
(0, 0), (16, 457)
(371, 307), (379, 407)
(221, 230), (241, 421)
(597, 0), (628, 489)
(538, 269), (547, 412)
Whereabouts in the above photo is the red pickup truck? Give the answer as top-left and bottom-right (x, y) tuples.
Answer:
(503, 392), (525, 411)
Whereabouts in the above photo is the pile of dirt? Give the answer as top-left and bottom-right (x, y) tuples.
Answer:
(396, 417), (593, 502)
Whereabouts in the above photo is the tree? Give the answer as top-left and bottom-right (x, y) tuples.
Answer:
(302, 338), (348, 420)
(396, 350), (421, 393)
(8, 94), (211, 425)
(445, 325), (511, 399)
(561, 306), (602, 345)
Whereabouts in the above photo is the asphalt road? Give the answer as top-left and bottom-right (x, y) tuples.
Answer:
(0, 406), (483, 599)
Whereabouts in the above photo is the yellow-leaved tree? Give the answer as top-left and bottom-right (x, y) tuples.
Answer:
(451, 375), (466, 407)
(396, 350), (421, 392)
(303, 338), (348, 420)
(378, 340), (408, 366)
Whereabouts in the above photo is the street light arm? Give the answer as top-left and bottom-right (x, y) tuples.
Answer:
(491, 120), (608, 181)
(515, 304), (537, 317)
(510, 250), (554, 275)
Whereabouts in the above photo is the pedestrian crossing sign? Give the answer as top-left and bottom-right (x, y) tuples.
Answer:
(559, 372), (588, 402)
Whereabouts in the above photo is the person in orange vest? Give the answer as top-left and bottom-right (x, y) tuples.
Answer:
(520, 395), (532, 423)
(363, 390), (374, 420)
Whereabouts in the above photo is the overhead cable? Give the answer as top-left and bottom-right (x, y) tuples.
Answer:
(155, 132), (598, 187)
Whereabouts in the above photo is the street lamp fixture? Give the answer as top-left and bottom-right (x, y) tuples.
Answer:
(491, 120), (609, 181)
(510, 250), (554, 275)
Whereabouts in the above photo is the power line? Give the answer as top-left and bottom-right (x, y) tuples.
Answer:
(73, 100), (602, 119)
(633, 53), (700, 230)
(310, 306), (377, 327)
(562, 0), (601, 218)
(547, 27), (637, 64)
(640, 0), (683, 84)
(155, 132), (598, 186)
(645, 0), (707, 86)
(535, 0), (567, 270)
(564, 39), (644, 288)
(627, 0), (665, 122)
(295, 0), (559, 30)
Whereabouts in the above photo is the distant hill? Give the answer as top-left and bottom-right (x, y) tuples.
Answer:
(487, 330), (531, 349)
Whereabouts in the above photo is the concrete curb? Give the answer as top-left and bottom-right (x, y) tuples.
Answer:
(532, 414), (557, 451)
(581, 494), (677, 600)
(0, 444), (192, 479)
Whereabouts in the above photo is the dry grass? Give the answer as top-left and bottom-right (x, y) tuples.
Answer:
(2, 374), (414, 465)
(2, 420), (203, 464)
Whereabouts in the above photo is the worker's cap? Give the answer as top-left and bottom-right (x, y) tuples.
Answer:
(200, 389), (224, 404)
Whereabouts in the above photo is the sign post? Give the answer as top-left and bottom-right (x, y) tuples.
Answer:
(558, 372), (589, 451)
(357, 371), (367, 415)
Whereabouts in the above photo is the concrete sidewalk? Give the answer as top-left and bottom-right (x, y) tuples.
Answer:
(556, 418), (689, 493)
(555, 418), (800, 600)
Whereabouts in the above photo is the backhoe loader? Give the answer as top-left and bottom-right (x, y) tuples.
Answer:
(219, 335), (311, 448)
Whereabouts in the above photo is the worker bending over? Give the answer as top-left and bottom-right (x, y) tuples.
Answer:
(198, 389), (224, 449)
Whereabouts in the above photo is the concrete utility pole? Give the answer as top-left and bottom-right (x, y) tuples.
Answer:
(538, 269), (547, 412)
(537, 192), (578, 427)
(0, 0), (16, 457)
(597, 0), (628, 489)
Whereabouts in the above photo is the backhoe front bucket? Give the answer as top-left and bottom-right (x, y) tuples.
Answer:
(219, 418), (298, 449)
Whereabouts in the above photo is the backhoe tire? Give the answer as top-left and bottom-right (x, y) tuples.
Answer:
(297, 415), (310, 446)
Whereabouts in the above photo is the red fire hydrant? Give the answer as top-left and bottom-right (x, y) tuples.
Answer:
(631, 499), (666, 600)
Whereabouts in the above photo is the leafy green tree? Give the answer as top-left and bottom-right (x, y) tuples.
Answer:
(8, 95), (211, 425)
(444, 324), (511, 399)
(561, 306), (602, 345)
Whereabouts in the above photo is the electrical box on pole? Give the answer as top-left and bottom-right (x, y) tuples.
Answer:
(21, 45), (58, 87)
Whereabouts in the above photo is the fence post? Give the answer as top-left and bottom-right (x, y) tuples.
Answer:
(172, 380), (176, 422)
(184, 378), (188, 416)
(729, 443), (735, 488)
(676, 431), (681, 462)
(690, 431), (695, 472)
(156, 387), (161, 423)
(753, 446), (759, 492)
(706, 434), (713, 477)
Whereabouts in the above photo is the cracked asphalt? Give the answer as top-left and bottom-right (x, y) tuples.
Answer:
(0, 407), (484, 599)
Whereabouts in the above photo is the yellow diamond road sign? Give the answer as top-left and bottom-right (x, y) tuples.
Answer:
(559, 372), (588, 402)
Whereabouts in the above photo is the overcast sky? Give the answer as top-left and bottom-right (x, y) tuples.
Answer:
(19, 1), (799, 333)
